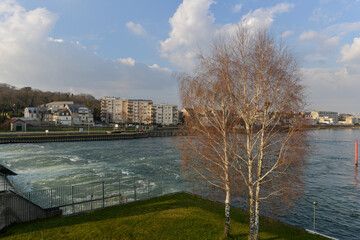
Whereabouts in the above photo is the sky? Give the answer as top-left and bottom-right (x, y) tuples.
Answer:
(0, 0), (360, 113)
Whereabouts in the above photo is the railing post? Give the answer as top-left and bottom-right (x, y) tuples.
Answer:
(90, 183), (93, 210)
(102, 181), (105, 208)
(313, 201), (317, 231)
(134, 177), (136, 201)
(28, 192), (31, 220)
(71, 186), (74, 213)
(118, 178), (121, 205)
(50, 189), (52, 208)
(147, 178), (150, 198)
(161, 174), (163, 195)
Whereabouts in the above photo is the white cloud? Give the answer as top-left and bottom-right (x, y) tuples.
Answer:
(48, 37), (63, 43)
(281, 30), (293, 38)
(160, 1), (294, 71)
(298, 22), (360, 64)
(125, 21), (147, 36)
(340, 37), (360, 63)
(299, 30), (319, 41)
(241, 3), (294, 29)
(233, 4), (242, 13)
(115, 57), (136, 66)
(0, 1), (178, 105)
(149, 64), (172, 73)
(309, 7), (338, 24)
(160, 0), (215, 70)
(302, 67), (360, 112)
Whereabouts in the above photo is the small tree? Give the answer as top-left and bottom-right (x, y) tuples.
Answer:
(178, 40), (239, 236)
(178, 26), (308, 240)
(227, 28), (308, 240)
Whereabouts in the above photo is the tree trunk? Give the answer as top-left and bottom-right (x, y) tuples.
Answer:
(248, 189), (257, 240)
(248, 184), (261, 240)
(223, 187), (231, 238)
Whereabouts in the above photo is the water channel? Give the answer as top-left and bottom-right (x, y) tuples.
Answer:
(0, 129), (359, 239)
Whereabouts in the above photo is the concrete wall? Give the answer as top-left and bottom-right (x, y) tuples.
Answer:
(0, 192), (61, 230)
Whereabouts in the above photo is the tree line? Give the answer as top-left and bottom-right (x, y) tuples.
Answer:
(0, 84), (101, 127)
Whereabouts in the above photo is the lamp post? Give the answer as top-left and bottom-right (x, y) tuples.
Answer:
(313, 201), (317, 231)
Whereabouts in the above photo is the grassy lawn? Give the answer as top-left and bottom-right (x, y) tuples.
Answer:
(0, 192), (327, 240)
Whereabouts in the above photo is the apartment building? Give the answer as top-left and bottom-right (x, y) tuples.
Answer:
(155, 104), (179, 125)
(100, 97), (154, 124)
(127, 99), (153, 124)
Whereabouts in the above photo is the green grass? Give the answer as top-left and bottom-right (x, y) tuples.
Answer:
(0, 193), (327, 240)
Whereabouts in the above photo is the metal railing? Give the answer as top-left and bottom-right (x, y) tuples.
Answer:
(21, 176), (186, 215)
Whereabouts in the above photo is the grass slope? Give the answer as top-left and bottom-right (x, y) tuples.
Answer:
(0, 192), (327, 240)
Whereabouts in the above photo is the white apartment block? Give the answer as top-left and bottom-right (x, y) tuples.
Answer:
(100, 97), (154, 124)
(155, 104), (179, 125)
(310, 111), (339, 124)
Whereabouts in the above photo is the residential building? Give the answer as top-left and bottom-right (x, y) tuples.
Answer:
(25, 101), (93, 126)
(100, 97), (154, 124)
(24, 107), (40, 120)
(53, 108), (72, 126)
(67, 103), (93, 125)
(100, 97), (118, 123)
(310, 111), (339, 124)
(155, 104), (179, 125)
(128, 99), (153, 124)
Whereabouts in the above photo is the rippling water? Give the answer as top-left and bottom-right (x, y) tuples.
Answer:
(0, 130), (360, 239)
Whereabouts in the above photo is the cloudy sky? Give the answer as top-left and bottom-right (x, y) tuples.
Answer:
(1, 0), (360, 113)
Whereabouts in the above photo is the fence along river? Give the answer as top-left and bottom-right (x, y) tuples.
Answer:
(0, 131), (360, 239)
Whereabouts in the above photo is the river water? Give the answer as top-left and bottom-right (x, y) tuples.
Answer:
(0, 129), (359, 239)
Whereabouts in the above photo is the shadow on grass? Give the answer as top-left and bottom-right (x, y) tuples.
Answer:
(1, 192), (234, 238)
(0, 192), (327, 240)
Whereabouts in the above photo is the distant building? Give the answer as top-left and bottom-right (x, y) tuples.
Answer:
(10, 119), (27, 132)
(24, 101), (93, 126)
(338, 115), (358, 125)
(310, 111), (339, 124)
(67, 103), (93, 125)
(53, 108), (72, 126)
(128, 99), (154, 124)
(100, 97), (180, 125)
(24, 107), (40, 120)
(100, 97), (155, 124)
(155, 104), (179, 125)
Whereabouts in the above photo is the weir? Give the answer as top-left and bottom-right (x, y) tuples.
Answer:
(0, 129), (182, 144)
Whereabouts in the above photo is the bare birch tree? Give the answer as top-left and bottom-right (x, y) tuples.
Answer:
(178, 26), (308, 240)
(178, 39), (238, 237)
(227, 28), (308, 240)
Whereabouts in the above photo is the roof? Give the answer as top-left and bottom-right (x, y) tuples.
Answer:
(54, 108), (71, 115)
(67, 103), (92, 113)
(128, 99), (153, 102)
(0, 164), (17, 175)
(10, 118), (26, 124)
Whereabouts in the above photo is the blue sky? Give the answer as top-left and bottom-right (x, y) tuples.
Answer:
(1, 0), (360, 113)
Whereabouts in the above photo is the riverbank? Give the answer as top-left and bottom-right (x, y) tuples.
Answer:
(0, 192), (328, 240)
(0, 128), (181, 144)
(308, 124), (360, 130)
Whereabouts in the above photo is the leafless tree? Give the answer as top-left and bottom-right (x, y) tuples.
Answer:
(178, 49), (239, 237)
(178, 26), (308, 239)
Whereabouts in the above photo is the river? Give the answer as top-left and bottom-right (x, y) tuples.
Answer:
(0, 129), (359, 239)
